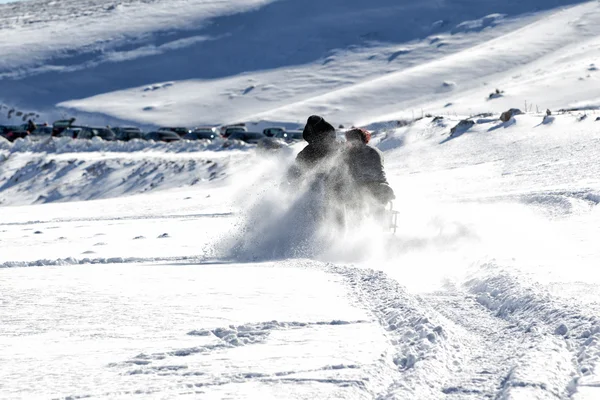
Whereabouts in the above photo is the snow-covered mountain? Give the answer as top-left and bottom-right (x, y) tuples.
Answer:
(1, 0), (598, 126)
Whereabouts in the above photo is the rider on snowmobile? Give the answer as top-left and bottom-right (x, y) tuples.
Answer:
(288, 117), (394, 203)
(343, 127), (395, 206)
(286, 116), (395, 228)
(287, 115), (339, 183)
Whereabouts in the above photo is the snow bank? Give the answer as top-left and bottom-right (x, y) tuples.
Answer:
(1, 136), (251, 154)
(0, 255), (203, 269)
(0, 135), (274, 205)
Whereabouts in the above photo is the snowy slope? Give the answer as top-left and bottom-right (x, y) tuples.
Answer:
(0, 0), (595, 126)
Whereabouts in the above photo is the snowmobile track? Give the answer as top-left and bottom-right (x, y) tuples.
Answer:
(423, 291), (536, 399)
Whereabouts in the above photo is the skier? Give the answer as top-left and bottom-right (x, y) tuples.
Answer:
(342, 127), (395, 206)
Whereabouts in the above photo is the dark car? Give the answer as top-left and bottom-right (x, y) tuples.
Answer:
(114, 127), (144, 141)
(183, 127), (219, 140)
(0, 125), (29, 142)
(30, 126), (54, 141)
(59, 127), (83, 138)
(77, 127), (116, 141)
(52, 118), (77, 136)
(222, 126), (247, 138)
(145, 131), (182, 142)
(227, 131), (267, 144)
(263, 127), (286, 137)
(158, 127), (191, 137)
(274, 130), (303, 142)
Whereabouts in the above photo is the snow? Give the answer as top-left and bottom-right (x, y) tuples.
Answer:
(2, 0), (600, 398)
(0, 0), (595, 126)
(1, 112), (600, 398)
(0, 262), (387, 399)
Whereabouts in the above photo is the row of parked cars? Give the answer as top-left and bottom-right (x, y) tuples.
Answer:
(0, 118), (305, 145)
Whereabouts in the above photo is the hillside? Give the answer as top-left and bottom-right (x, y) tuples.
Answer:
(0, 0), (596, 127)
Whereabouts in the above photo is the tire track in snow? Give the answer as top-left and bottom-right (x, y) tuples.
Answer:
(464, 264), (600, 399)
(423, 292), (529, 399)
(307, 260), (599, 399)
(6, 256), (597, 398)
(423, 291), (577, 400)
(291, 261), (471, 399)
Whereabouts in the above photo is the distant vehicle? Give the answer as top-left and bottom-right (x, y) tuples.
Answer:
(183, 127), (219, 140)
(223, 126), (247, 138)
(52, 118), (77, 136)
(31, 126), (53, 136)
(227, 131), (267, 144)
(158, 127), (191, 137)
(60, 127), (83, 138)
(144, 131), (182, 142)
(195, 127), (220, 134)
(77, 127), (116, 141)
(0, 125), (29, 142)
(258, 137), (288, 151)
(29, 126), (54, 141)
(274, 130), (303, 142)
(263, 127), (286, 137)
(113, 127), (144, 141)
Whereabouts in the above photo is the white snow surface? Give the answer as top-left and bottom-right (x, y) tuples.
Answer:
(2, 1), (600, 398)
(1, 113), (600, 399)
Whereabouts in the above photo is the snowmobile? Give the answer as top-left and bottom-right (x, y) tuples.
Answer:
(301, 172), (399, 235)
(386, 201), (400, 234)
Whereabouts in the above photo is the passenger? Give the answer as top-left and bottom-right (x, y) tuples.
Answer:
(343, 128), (395, 205)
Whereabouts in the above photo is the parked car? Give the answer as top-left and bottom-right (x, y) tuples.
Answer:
(52, 118), (77, 136)
(0, 125), (29, 142)
(29, 126), (54, 141)
(158, 127), (191, 137)
(113, 127), (144, 141)
(193, 126), (220, 135)
(274, 130), (303, 142)
(77, 127), (116, 141)
(183, 127), (219, 140)
(227, 131), (267, 144)
(263, 127), (286, 137)
(222, 125), (247, 138)
(59, 127), (83, 138)
(144, 131), (182, 142)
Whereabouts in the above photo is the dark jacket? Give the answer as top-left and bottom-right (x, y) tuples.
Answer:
(344, 142), (395, 203)
(288, 115), (338, 181)
(344, 143), (387, 185)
